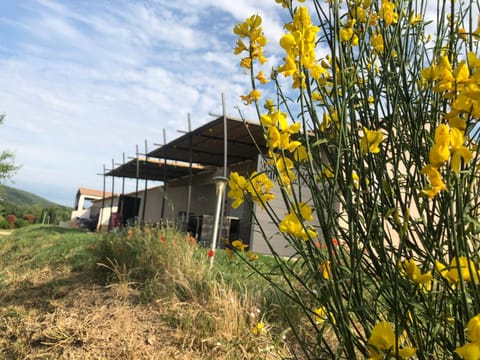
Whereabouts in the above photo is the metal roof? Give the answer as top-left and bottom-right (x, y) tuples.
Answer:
(148, 116), (266, 167)
(107, 156), (210, 182)
(106, 116), (266, 181)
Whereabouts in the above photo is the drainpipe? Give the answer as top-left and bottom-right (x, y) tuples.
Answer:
(210, 176), (228, 269)
(99, 164), (106, 232)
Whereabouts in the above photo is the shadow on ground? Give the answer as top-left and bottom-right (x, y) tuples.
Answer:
(1, 271), (94, 312)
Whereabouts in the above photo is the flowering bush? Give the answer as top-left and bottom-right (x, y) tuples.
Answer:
(23, 213), (36, 225)
(5, 214), (16, 229)
(230, 0), (480, 358)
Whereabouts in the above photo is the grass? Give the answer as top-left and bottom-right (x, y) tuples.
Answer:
(1, 225), (98, 269)
(0, 225), (299, 359)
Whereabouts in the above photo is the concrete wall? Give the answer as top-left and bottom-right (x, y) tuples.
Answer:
(137, 169), (222, 223)
(249, 155), (324, 257)
(71, 194), (103, 220)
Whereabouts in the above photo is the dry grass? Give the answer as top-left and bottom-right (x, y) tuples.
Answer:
(1, 271), (204, 359)
(0, 267), (291, 359)
(0, 270), (181, 358)
(0, 226), (294, 359)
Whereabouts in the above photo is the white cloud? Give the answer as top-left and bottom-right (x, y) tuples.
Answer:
(1, 0), (271, 205)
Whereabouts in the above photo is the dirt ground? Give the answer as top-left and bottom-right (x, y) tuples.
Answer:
(0, 271), (209, 360)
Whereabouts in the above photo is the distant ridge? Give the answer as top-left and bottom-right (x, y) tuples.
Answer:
(0, 184), (64, 208)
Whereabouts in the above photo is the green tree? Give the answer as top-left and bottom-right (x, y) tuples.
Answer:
(0, 114), (20, 181)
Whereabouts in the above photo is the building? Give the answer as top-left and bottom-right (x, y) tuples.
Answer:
(97, 115), (319, 256)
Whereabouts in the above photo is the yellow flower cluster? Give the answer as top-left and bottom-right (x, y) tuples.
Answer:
(234, 15), (268, 104)
(421, 123), (473, 198)
(354, 0), (377, 24)
(261, 106), (299, 150)
(337, 0), (394, 53)
(261, 100), (308, 162)
(226, 239), (259, 261)
(419, 52), (480, 198)
(367, 321), (416, 360)
(422, 52), (480, 120)
(278, 6), (327, 88)
(371, 32), (384, 53)
(320, 261), (331, 280)
(314, 306), (334, 325)
(255, 70), (269, 84)
(318, 106), (340, 134)
(397, 256), (480, 291)
(279, 202), (317, 241)
(379, 0), (399, 27)
(231, 239), (248, 251)
(456, 314), (480, 360)
(422, 52), (480, 118)
(251, 321), (266, 336)
(420, 165), (446, 199)
(338, 0), (376, 48)
(398, 259), (432, 290)
(227, 171), (274, 209)
(240, 89), (262, 105)
(360, 127), (384, 154)
(271, 154), (296, 187)
(233, 15), (267, 69)
(258, 99), (309, 189)
(340, 19), (359, 46)
(436, 256), (480, 284)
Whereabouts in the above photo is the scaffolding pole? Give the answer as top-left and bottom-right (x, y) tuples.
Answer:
(135, 144), (139, 224)
(160, 129), (167, 219)
(120, 152), (125, 224)
(141, 140), (149, 223)
(107, 158), (115, 231)
(186, 113), (193, 232)
(222, 93), (227, 178)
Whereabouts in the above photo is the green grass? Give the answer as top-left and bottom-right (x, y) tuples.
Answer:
(0, 225), (100, 279)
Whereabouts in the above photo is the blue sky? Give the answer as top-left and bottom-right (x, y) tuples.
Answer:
(0, 0), (287, 206)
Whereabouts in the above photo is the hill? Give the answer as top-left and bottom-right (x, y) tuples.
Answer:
(0, 184), (62, 208)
